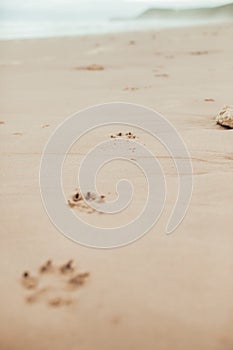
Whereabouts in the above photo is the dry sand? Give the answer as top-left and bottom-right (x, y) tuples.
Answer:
(0, 23), (233, 350)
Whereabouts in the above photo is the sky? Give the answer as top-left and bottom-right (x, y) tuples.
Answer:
(0, 0), (232, 21)
(1, 0), (231, 9)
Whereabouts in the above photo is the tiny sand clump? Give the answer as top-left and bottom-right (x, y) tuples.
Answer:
(13, 132), (23, 136)
(123, 85), (152, 91)
(74, 64), (105, 71)
(123, 86), (139, 91)
(205, 98), (215, 102)
(110, 132), (137, 139)
(129, 40), (136, 45)
(155, 73), (169, 78)
(190, 50), (208, 56)
(216, 105), (233, 129)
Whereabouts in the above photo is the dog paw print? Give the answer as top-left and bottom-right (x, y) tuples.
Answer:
(20, 260), (90, 308)
(68, 190), (106, 213)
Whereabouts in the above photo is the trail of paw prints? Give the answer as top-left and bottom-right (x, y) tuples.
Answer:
(20, 260), (90, 308)
(67, 131), (142, 213)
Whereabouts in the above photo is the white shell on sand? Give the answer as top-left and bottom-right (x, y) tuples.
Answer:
(216, 105), (233, 128)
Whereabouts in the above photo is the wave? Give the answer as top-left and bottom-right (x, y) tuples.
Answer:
(136, 3), (233, 20)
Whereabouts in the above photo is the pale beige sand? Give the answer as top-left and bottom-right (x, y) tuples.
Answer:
(0, 23), (233, 350)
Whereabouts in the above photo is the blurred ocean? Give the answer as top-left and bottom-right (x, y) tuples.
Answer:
(0, 0), (232, 40)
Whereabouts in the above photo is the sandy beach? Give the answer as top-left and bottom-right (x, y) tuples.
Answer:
(0, 23), (233, 350)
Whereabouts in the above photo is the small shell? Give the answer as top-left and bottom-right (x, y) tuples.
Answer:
(216, 105), (233, 129)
